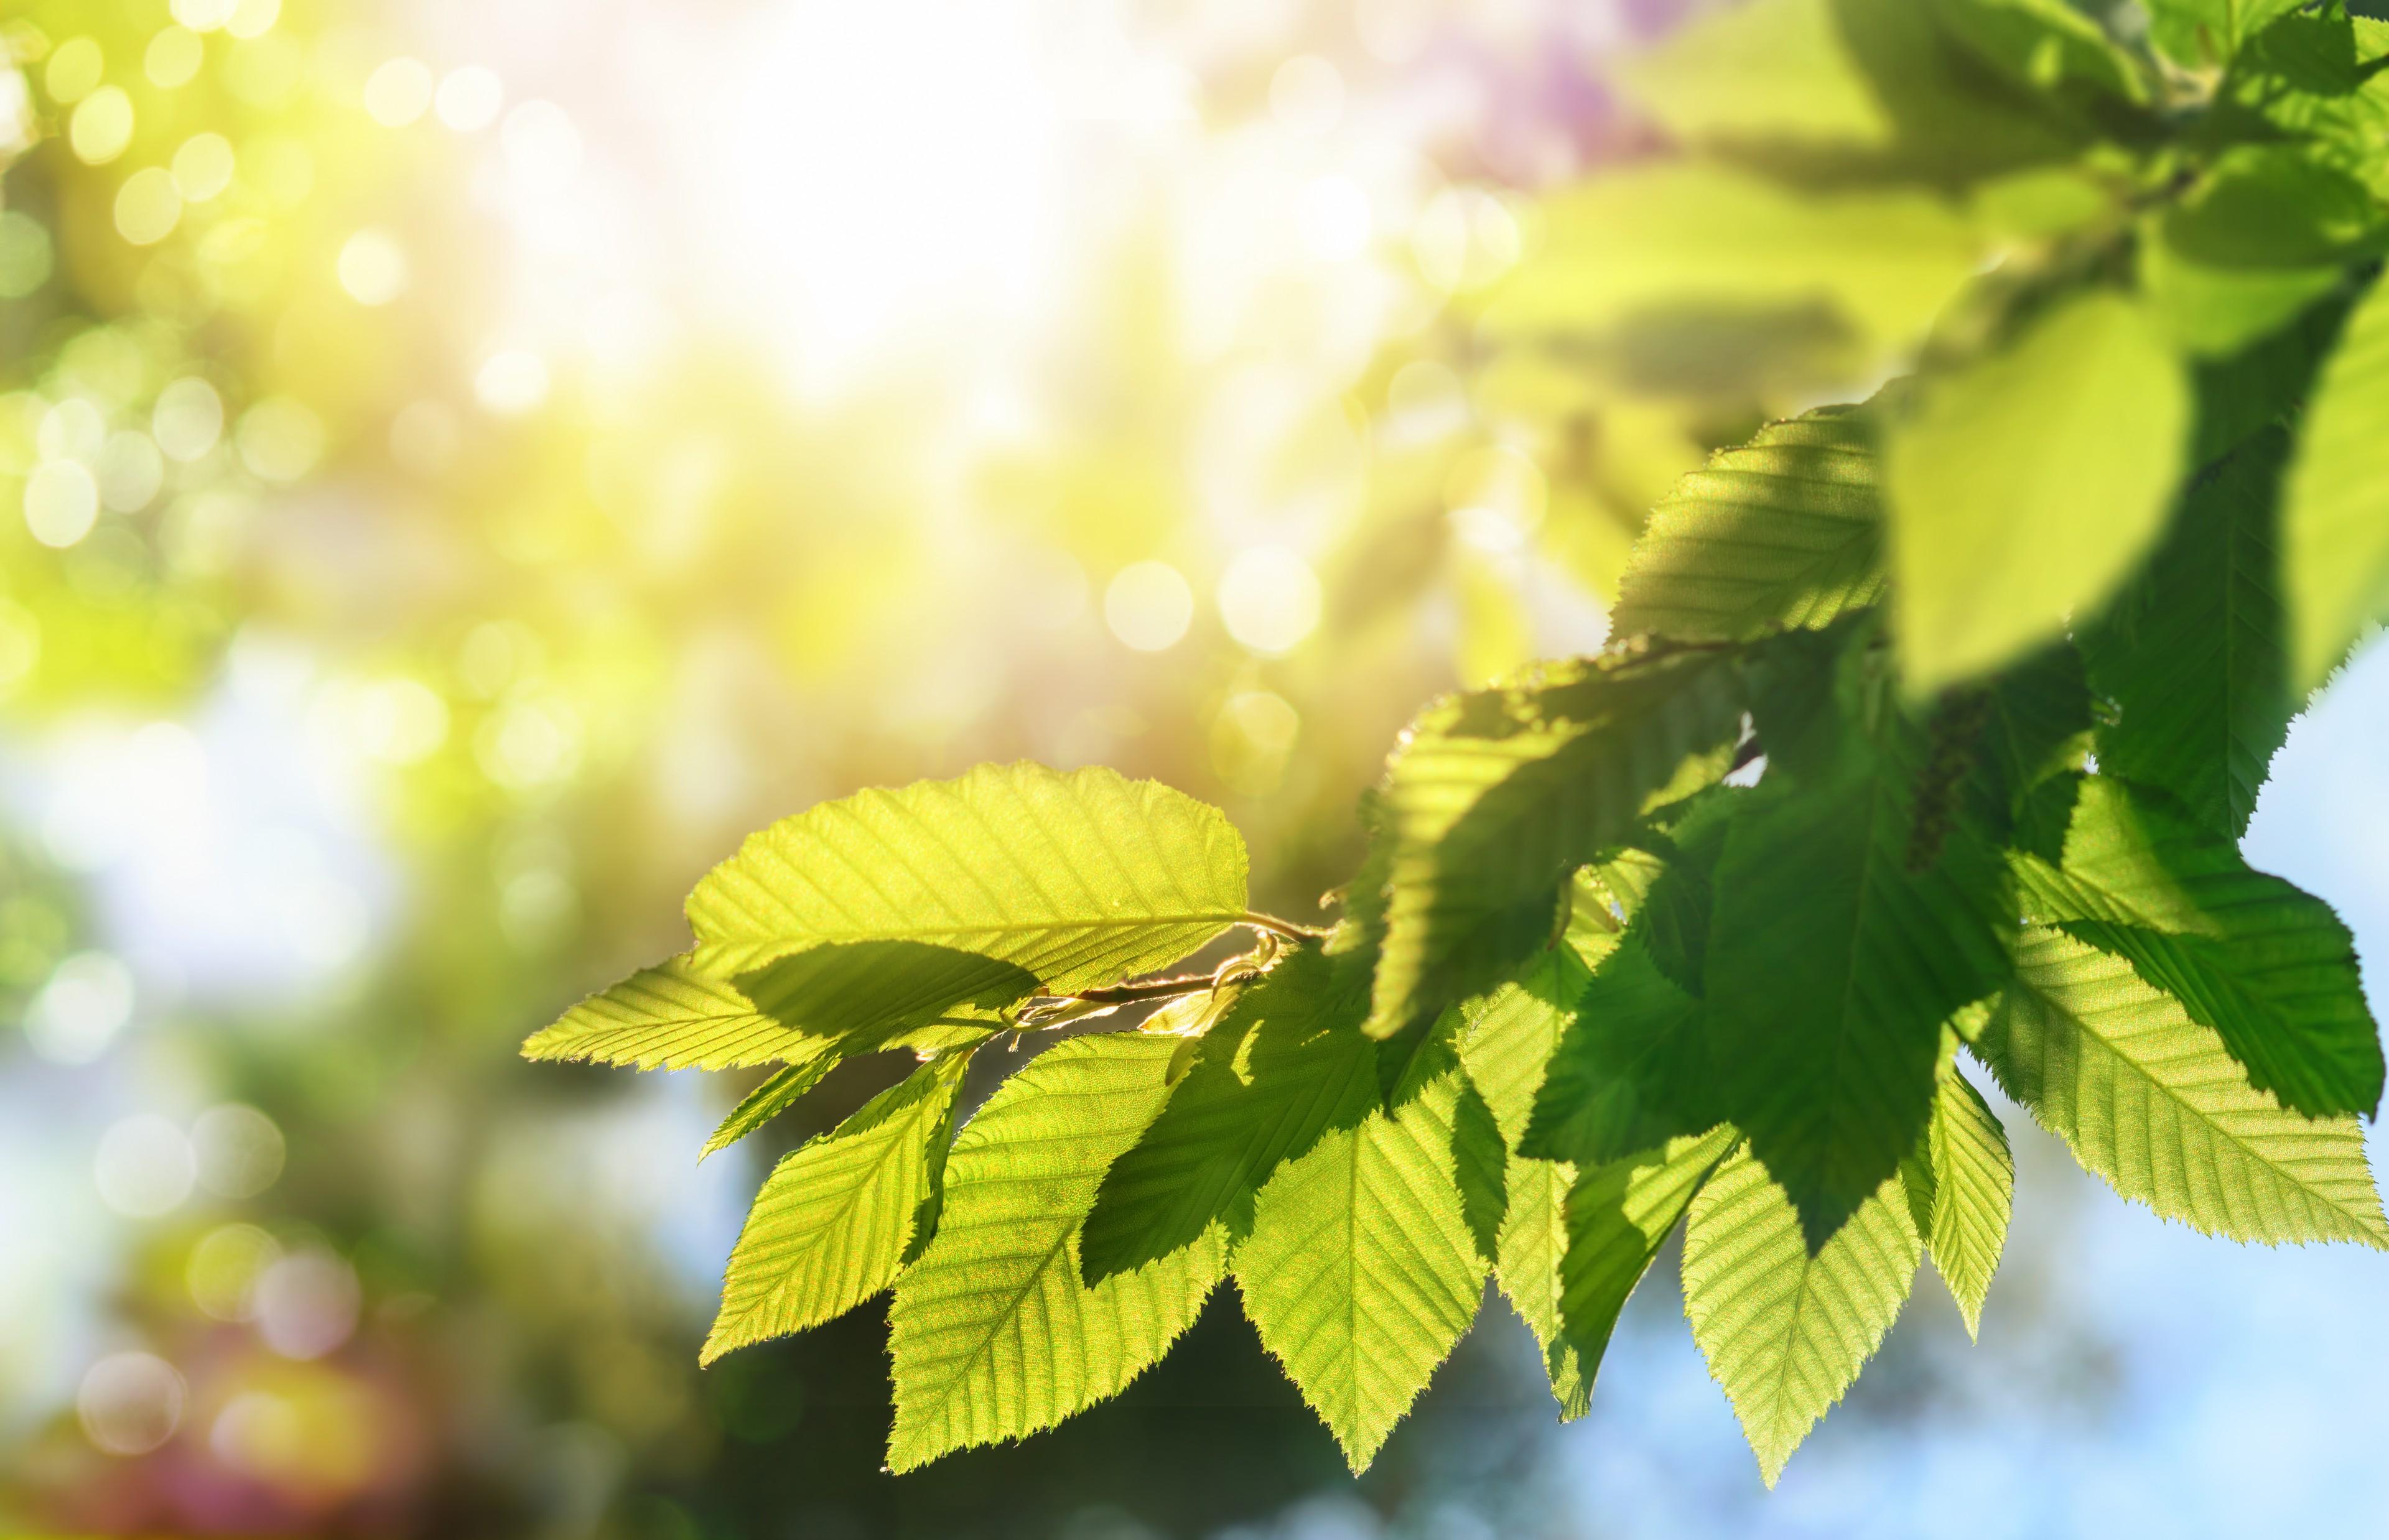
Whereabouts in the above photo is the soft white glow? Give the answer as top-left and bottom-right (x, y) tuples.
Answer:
(700, 1), (1068, 392)
(1104, 562), (1194, 652)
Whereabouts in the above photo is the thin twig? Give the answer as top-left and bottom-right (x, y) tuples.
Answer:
(1242, 911), (1329, 942)
(1059, 972), (1220, 1005)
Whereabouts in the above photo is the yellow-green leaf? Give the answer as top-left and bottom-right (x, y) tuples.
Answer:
(886, 1034), (1224, 1470)
(1885, 291), (2191, 690)
(702, 1050), (974, 1365)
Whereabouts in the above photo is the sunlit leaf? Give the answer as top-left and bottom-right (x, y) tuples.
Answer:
(1611, 406), (1888, 644)
(685, 762), (1249, 991)
(1234, 1069), (1488, 1472)
(701, 1057), (840, 1162)
(2280, 268), (2389, 690)
(1968, 928), (2388, 1247)
(523, 957), (830, 1071)
(1368, 649), (1744, 1041)
(1682, 1141), (1921, 1485)
(2014, 775), (2384, 1118)
(1917, 1062), (2012, 1338)
(1885, 291), (2191, 690)
(1493, 162), (1983, 357)
(702, 1050), (973, 1365)
(886, 1034), (1224, 1470)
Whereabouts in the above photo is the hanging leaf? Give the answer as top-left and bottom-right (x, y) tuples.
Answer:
(1234, 1070), (1489, 1472)
(1968, 928), (2388, 1247)
(886, 1034), (1224, 1471)
(1919, 1063), (2013, 1338)
(1611, 406), (1889, 644)
(701, 1050), (974, 1365)
(1682, 1142), (1922, 1485)
(1885, 290), (2191, 691)
(1556, 1125), (1740, 1414)
(2084, 426), (2295, 838)
(1368, 649), (1744, 1042)
(2280, 269), (2389, 691)
(1078, 947), (1380, 1286)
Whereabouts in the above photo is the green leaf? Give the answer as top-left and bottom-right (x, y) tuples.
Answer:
(1611, 406), (1888, 644)
(1558, 1125), (1741, 1414)
(1704, 707), (2011, 1245)
(1494, 1153), (1588, 1418)
(1453, 950), (1596, 1415)
(1682, 1142), (1922, 1485)
(523, 957), (834, 1071)
(1234, 1069), (1489, 1472)
(2085, 426), (2295, 838)
(1524, 934), (1712, 1168)
(885, 1034), (1225, 1471)
(1968, 927), (2389, 1247)
(2014, 775), (2384, 1118)
(701, 1049), (974, 1365)
(1451, 1078), (1510, 1266)
(1079, 946), (1380, 1285)
(2281, 267), (2389, 690)
(701, 1057), (839, 1162)
(1368, 649), (1745, 1040)
(1927, 0), (2148, 104)
(1616, 0), (2089, 182)
(1492, 162), (1985, 358)
(2140, 149), (2374, 358)
(1619, 0), (1898, 154)
(1919, 1063), (2013, 1338)
(2146, 0), (2306, 66)
(684, 762), (1249, 995)
(2214, 13), (2389, 202)
(1460, 944), (1590, 1148)
(1885, 290), (2191, 691)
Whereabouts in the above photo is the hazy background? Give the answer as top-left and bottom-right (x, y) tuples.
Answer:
(1, 0), (2385, 1535)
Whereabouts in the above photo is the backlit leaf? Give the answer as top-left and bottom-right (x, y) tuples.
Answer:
(1235, 1070), (1489, 1472)
(2281, 268), (2389, 690)
(886, 1034), (1225, 1470)
(1611, 406), (1888, 644)
(1968, 928), (2388, 1247)
(1369, 649), (1744, 1041)
(1885, 290), (2191, 690)
(1682, 1142), (1922, 1484)
(702, 1050), (973, 1365)
(684, 762), (1249, 993)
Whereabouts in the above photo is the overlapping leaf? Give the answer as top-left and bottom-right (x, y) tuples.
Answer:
(2085, 426), (2295, 838)
(1368, 649), (1744, 1041)
(701, 1057), (840, 1161)
(1968, 928), (2388, 1247)
(1611, 406), (1888, 644)
(1916, 1063), (2013, 1338)
(887, 1035), (1224, 1470)
(1682, 1143), (1922, 1484)
(702, 1050), (973, 1365)
(1079, 947), (1380, 1284)
(2013, 774), (2384, 1117)
(1557, 1125), (1739, 1416)
(1234, 1070), (1489, 1471)
(2281, 267), (2389, 690)
(523, 957), (831, 1070)
(1885, 290), (2190, 691)
(684, 762), (1249, 992)
(1704, 704), (2011, 1245)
